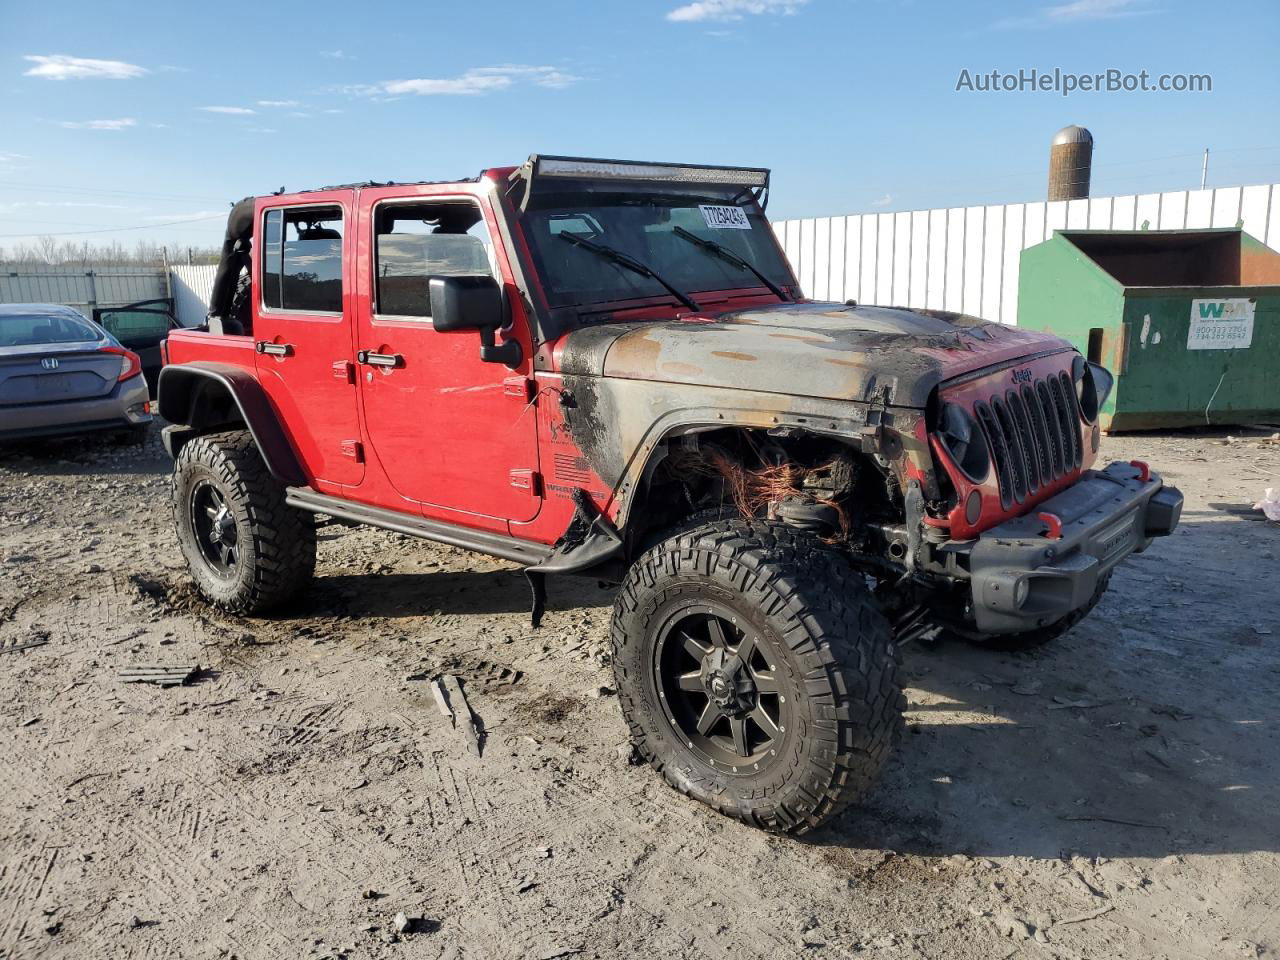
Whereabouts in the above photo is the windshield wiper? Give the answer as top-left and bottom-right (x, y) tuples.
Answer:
(558, 232), (700, 312)
(672, 226), (790, 302)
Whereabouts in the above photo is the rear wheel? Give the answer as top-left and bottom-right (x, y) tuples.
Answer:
(172, 430), (315, 613)
(611, 518), (903, 835)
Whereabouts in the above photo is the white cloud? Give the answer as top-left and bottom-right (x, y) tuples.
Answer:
(0, 152), (30, 164)
(24, 54), (148, 80)
(383, 74), (512, 96)
(143, 210), (227, 221)
(1047, 0), (1154, 20)
(58, 118), (137, 130)
(871, 193), (893, 207)
(321, 49), (355, 60)
(256, 99), (299, 107)
(994, 0), (1156, 28)
(200, 106), (256, 115)
(358, 64), (580, 98)
(666, 0), (807, 23)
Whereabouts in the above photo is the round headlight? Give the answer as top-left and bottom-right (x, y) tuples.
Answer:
(937, 403), (990, 483)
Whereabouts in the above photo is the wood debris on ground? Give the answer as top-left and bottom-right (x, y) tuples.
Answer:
(118, 663), (199, 687)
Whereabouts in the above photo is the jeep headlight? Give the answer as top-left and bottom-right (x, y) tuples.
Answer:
(937, 403), (990, 483)
(1072, 355), (1114, 424)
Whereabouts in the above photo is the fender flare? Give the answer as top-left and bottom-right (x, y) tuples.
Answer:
(156, 362), (306, 485)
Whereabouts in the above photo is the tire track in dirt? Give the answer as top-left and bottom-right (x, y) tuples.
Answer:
(0, 848), (58, 957)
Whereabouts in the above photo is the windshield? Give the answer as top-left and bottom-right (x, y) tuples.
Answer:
(521, 185), (793, 310)
(0, 311), (103, 347)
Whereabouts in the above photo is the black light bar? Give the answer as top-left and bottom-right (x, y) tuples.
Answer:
(516, 154), (771, 211)
(531, 154), (769, 188)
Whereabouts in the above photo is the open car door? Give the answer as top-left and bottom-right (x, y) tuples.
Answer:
(94, 298), (179, 392)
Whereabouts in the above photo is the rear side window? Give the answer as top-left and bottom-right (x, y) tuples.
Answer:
(260, 205), (344, 313)
(0, 311), (101, 346)
(373, 200), (496, 318)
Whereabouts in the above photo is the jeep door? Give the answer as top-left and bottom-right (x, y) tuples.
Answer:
(253, 193), (364, 488)
(353, 189), (540, 523)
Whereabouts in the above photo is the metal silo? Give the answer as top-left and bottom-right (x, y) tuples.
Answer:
(1047, 125), (1093, 201)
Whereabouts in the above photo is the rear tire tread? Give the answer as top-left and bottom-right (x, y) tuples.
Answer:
(172, 429), (314, 614)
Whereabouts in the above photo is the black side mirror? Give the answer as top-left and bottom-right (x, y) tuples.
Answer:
(428, 275), (522, 368)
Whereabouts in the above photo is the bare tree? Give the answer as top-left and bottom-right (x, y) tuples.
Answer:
(1, 237), (220, 266)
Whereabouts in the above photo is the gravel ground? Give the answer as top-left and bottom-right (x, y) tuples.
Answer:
(0, 426), (1277, 960)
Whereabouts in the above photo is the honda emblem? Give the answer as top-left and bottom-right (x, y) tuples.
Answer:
(41, 357), (59, 370)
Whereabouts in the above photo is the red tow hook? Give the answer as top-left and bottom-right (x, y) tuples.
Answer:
(1129, 460), (1151, 483)
(1038, 512), (1064, 540)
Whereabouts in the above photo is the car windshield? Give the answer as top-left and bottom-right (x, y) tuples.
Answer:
(0, 312), (102, 347)
(521, 185), (792, 310)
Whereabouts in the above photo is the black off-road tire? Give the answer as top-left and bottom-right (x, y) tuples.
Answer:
(970, 574), (1112, 651)
(172, 430), (315, 613)
(611, 518), (904, 835)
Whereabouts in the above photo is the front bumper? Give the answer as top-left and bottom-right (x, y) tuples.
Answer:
(0, 374), (152, 441)
(961, 462), (1182, 633)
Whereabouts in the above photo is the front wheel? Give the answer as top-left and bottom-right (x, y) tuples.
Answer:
(610, 519), (903, 835)
(172, 430), (315, 613)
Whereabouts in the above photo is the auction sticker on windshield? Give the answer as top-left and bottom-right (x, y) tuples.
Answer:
(699, 205), (752, 230)
(1187, 298), (1255, 350)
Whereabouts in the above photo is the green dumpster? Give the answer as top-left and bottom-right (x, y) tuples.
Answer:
(1018, 228), (1280, 431)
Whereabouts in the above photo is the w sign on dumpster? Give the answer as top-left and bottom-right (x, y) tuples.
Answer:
(1188, 298), (1255, 350)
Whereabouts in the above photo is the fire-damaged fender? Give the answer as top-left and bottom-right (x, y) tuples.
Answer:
(156, 362), (306, 485)
(556, 372), (936, 533)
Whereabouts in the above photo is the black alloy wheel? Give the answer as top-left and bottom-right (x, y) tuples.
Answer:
(190, 479), (240, 576)
(653, 602), (786, 771)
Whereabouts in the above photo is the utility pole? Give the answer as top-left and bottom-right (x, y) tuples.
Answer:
(1200, 148), (1209, 190)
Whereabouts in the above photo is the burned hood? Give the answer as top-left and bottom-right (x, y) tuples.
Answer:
(556, 301), (1071, 408)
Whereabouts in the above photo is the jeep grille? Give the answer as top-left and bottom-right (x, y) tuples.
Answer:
(974, 371), (1082, 509)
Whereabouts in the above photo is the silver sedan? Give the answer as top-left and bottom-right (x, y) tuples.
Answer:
(0, 303), (153, 443)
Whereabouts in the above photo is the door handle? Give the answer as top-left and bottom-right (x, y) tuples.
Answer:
(255, 341), (294, 357)
(357, 350), (403, 368)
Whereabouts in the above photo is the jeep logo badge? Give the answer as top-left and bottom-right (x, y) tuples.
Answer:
(1011, 367), (1032, 384)
(41, 357), (59, 370)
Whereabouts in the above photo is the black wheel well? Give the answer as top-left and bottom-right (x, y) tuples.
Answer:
(621, 426), (900, 561)
(156, 366), (305, 485)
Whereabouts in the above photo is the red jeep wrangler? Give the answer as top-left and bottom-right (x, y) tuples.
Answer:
(158, 156), (1183, 834)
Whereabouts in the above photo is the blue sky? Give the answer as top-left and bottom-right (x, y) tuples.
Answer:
(2, 0), (1278, 252)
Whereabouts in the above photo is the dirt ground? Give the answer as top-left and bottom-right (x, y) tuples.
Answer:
(0, 426), (1277, 960)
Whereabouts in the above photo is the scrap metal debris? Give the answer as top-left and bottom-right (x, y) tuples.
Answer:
(1056, 905), (1115, 925)
(435, 674), (483, 756)
(429, 678), (453, 721)
(1059, 814), (1167, 830)
(0, 640), (49, 655)
(118, 663), (199, 687)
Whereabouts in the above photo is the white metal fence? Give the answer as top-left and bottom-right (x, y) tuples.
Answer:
(772, 182), (1280, 326)
(0, 263), (218, 327)
(0, 263), (169, 316)
(170, 264), (217, 328)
